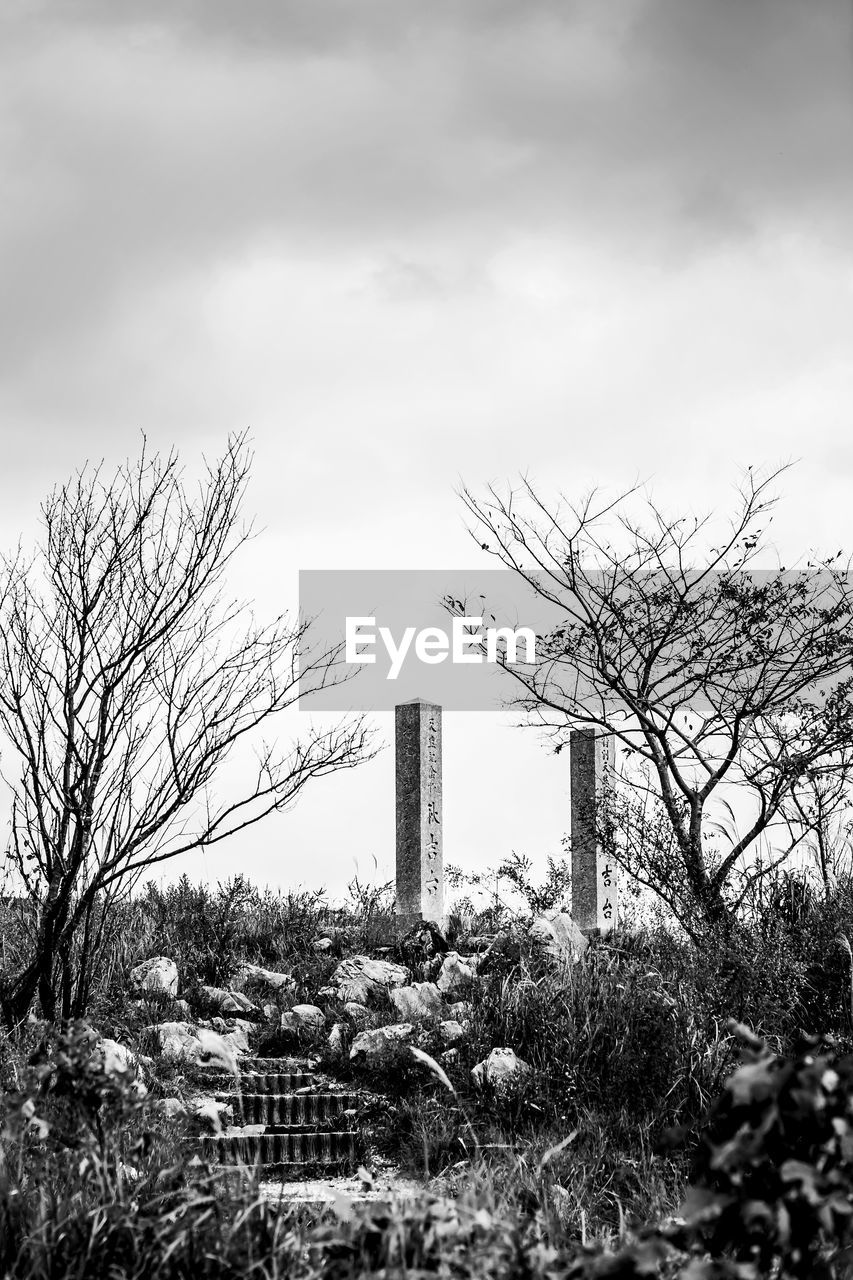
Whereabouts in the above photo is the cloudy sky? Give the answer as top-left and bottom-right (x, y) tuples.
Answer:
(1, 0), (852, 899)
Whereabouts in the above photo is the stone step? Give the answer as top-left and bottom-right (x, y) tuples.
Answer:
(202, 1129), (358, 1168)
(202, 1068), (317, 1094)
(224, 1092), (359, 1128)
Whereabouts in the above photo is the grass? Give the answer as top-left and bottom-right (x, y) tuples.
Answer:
(3, 868), (853, 1276)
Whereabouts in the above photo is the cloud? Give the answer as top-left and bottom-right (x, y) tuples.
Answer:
(2, 0), (850, 379)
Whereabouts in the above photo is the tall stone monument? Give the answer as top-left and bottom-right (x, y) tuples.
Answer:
(570, 728), (617, 934)
(395, 699), (443, 928)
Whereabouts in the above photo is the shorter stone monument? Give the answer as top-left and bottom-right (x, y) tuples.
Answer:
(395, 699), (443, 928)
(570, 728), (617, 934)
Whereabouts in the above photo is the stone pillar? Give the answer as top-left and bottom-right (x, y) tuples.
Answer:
(395, 699), (443, 928)
(570, 728), (617, 935)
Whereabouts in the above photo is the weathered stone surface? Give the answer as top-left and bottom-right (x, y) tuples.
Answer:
(327, 1022), (348, 1057)
(396, 700), (443, 927)
(570, 729), (617, 933)
(472, 1047), (532, 1093)
(312, 938), (334, 953)
(149, 1020), (203, 1062)
(439, 1019), (465, 1045)
(149, 1021), (246, 1065)
(343, 1001), (371, 1025)
(390, 981), (443, 1022)
(130, 956), (178, 997)
(436, 952), (475, 995)
(191, 1096), (233, 1131)
(234, 963), (296, 993)
(529, 912), (588, 964)
(97, 1037), (136, 1076)
(350, 1022), (415, 1063)
(330, 956), (410, 1004)
(199, 986), (259, 1016)
(290, 1004), (325, 1030)
(445, 1000), (473, 1023)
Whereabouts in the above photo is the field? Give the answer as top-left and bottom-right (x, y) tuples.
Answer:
(2, 871), (853, 1278)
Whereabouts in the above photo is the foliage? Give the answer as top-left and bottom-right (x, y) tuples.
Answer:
(459, 468), (853, 931)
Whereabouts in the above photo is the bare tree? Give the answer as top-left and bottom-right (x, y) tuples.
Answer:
(459, 468), (853, 932)
(0, 434), (371, 1026)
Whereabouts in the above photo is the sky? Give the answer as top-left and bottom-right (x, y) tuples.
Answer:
(1, 0), (852, 901)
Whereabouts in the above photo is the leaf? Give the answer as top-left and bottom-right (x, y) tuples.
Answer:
(409, 1046), (455, 1093)
(538, 1131), (578, 1172)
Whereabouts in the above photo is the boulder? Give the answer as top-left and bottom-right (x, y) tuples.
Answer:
(149, 1021), (204, 1063)
(445, 1000), (473, 1023)
(389, 981), (443, 1022)
(234, 963), (296, 994)
(439, 1019), (465, 1045)
(290, 1004), (325, 1030)
(327, 1022), (348, 1057)
(190, 1096), (233, 1131)
(349, 1022), (415, 1064)
(529, 912), (588, 964)
(97, 1037), (136, 1077)
(199, 986), (259, 1016)
(331, 956), (410, 1004)
(148, 1021), (247, 1065)
(312, 937), (334, 953)
(343, 1001), (371, 1026)
(471, 1047), (532, 1093)
(130, 957), (178, 997)
(262, 1003), (278, 1020)
(436, 953), (475, 996)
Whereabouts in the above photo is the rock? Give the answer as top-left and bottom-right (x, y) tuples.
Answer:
(290, 1004), (325, 1030)
(441, 1048), (460, 1065)
(130, 957), (178, 997)
(327, 1022), (348, 1057)
(234, 963), (296, 994)
(262, 1003), (278, 1020)
(313, 937), (334, 952)
(191, 1096), (233, 1131)
(471, 1047), (532, 1093)
(280, 1012), (298, 1034)
(390, 981), (443, 1022)
(349, 1023), (415, 1064)
(529, 912), (588, 964)
(331, 956), (410, 1005)
(97, 1037), (136, 1077)
(445, 1000), (473, 1023)
(439, 1019), (465, 1045)
(436, 953), (475, 996)
(343, 1001), (371, 1026)
(149, 1021), (204, 1063)
(199, 986), (259, 1016)
(158, 1097), (187, 1120)
(222, 1024), (250, 1055)
(148, 1020), (247, 1065)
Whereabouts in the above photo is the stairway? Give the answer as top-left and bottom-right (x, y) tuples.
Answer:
(198, 1057), (361, 1176)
